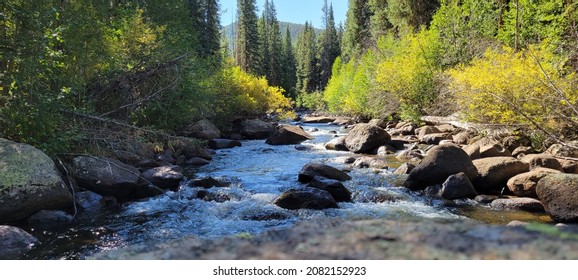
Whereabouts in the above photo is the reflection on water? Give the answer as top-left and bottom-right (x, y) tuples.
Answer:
(24, 122), (551, 259)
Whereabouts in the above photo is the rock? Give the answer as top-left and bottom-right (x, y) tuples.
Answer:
(439, 173), (478, 200)
(439, 140), (455, 145)
(187, 119), (221, 140)
(507, 168), (561, 198)
(403, 144), (478, 191)
(274, 188), (338, 210)
(475, 195), (499, 204)
(435, 124), (456, 133)
(384, 139), (407, 150)
(479, 144), (511, 158)
(502, 135), (531, 152)
(157, 149), (176, 164)
(546, 141), (578, 158)
(196, 190), (230, 203)
(0, 226), (37, 260)
(345, 124), (391, 154)
(298, 163), (352, 183)
(308, 128), (319, 133)
(141, 165), (184, 190)
(520, 154), (562, 171)
(266, 125), (314, 145)
(389, 123), (416, 136)
(0, 138), (72, 223)
(394, 163), (416, 175)
(396, 149), (424, 161)
(185, 157), (211, 166)
(72, 156), (141, 199)
(189, 177), (230, 188)
(512, 146), (534, 158)
(536, 174), (578, 222)
(352, 157), (388, 169)
(332, 117), (353, 126)
(301, 116), (336, 123)
(182, 145), (212, 161)
(453, 131), (474, 145)
(27, 210), (73, 231)
(308, 177), (352, 202)
(324, 136), (348, 151)
(420, 133), (452, 145)
(559, 159), (578, 174)
(334, 156), (357, 164)
(74, 191), (105, 212)
(368, 119), (388, 129)
(375, 145), (397, 156)
(507, 220), (530, 227)
(208, 139), (242, 150)
(472, 157), (529, 194)
(463, 143), (481, 160)
(490, 198), (545, 213)
(417, 126), (441, 141)
(240, 119), (276, 140)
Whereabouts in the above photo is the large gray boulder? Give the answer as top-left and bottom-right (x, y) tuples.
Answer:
(308, 177), (352, 202)
(520, 154), (562, 171)
(439, 173), (478, 200)
(266, 125), (314, 145)
(274, 188), (338, 210)
(403, 144), (478, 191)
(298, 163), (352, 183)
(186, 119), (221, 140)
(536, 174), (578, 222)
(324, 136), (348, 151)
(72, 156), (141, 199)
(0, 138), (72, 223)
(345, 124), (391, 154)
(141, 165), (184, 190)
(0, 226), (38, 259)
(472, 157), (529, 194)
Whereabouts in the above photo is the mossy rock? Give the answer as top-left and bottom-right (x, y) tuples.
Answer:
(0, 138), (72, 223)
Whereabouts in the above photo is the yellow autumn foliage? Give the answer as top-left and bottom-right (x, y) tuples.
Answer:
(449, 44), (578, 131)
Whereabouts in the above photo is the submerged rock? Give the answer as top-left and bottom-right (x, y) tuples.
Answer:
(274, 188), (338, 210)
(208, 139), (242, 150)
(0, 226), (38, 260)
(0, 138), (72, 223)
(188, 177), (231, 188)
(490, 198), (545, 213)
(27, 210), (73, 231)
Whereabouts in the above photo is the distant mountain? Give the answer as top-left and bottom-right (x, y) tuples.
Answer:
(221, 21), (321, 51)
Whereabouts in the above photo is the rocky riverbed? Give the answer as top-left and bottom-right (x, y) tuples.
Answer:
(2, 115), (578, 259)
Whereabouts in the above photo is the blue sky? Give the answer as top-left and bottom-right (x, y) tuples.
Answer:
(219, 0), (348, 29)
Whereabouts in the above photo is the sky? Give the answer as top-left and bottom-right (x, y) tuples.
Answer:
(219, 0), (348, 29)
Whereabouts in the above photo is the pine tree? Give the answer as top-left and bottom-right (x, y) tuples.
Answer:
(235, 0), (261, 74)
(280, 26), (297, 98)
(202, 0), (221, 57)
(341, 0), (372, 62)
(319, 1), (341, 91)
(296, 22), (319, 93)
(257, 0), (283, 85)
(387, 0), (440, 32)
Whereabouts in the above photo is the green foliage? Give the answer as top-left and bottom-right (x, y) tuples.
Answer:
(448, 44), (578, 133)
(387, 0), (441, 33)
(295, 22), (319, 93)
(235, 0), (261, 74)
(341, 0), (372, 61)
(318, 0), (342, 91)
(296, 91), (326, 111)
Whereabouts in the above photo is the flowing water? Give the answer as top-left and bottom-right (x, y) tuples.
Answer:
(23, 122), (550, 259)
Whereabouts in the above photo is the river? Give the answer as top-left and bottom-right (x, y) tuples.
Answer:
(24, 122), (550, 259)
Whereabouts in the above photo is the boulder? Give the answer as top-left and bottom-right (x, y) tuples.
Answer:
(472, 157), (529, 194)
(185, 157), (211, 166)
(512, 146), (534, 158)
(479, 144), (511, 158)
(559, 159), (578, 174)
(435, 124), (456, 133)
(546, 141), (578, 158)
(0, 226), (38, 260)
(74, 191), (105, 212)
(417, 126), (441, 141)
(384, 139), (408, 150)
(520, 154), (562, 171)
(345, 124), (391, 154)
(301, 116), (336, 123)
(475, 195), (499, 204)
(368, 119), (388, 129)
(266, 125), (314, 145)
(187, 119), (221, 140)
(196, 190), (230, 203)
(439, 173), (478, 200)
(298, 163), (352, 183)
(389, 123), (416, 136)
(420, 133), (452, 145)
(27, 210), (73, 231)
(352, 157), (388, 169)
(453, 131), (474, 145)
(463, 143), (481, 160)
(240, 119), (276, 139)
(72, 156), (141, 199)
(507, 168), (561, 198)
(536, 174), (578, 222)
(0, 138), (72, 223)
(502, 135), (531, 152)
(141, 165), (184, 190)
(188, 177), (230, 188)
(396, 149), (424, 161)
(375, 145), (397, 156)
(393, 163), (416, 175)
(308, 177), (352, 202)
(490, 198), (545, 213)
(324, 136), (348, 151)
(403, 144), (478, 191)
(274, 188), (338, 210)
(208, 139), (242, 150)
(182, 145), (212, 161)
